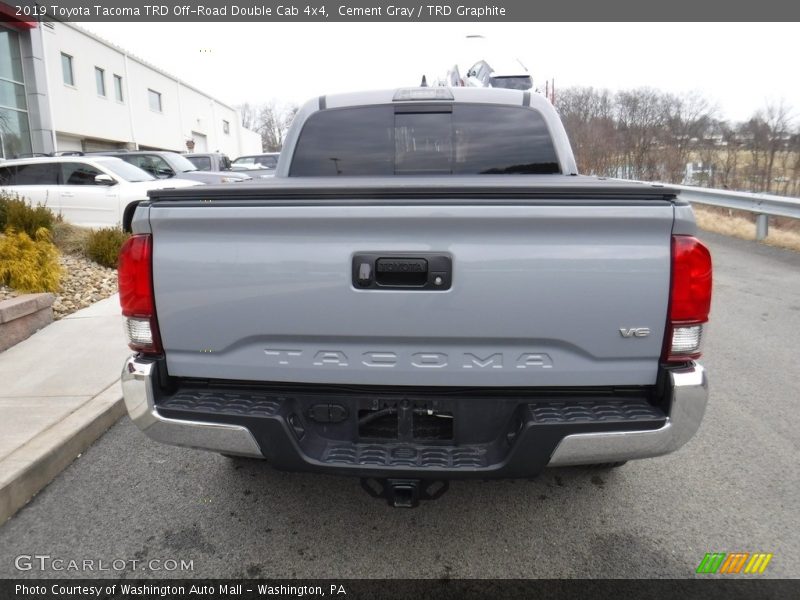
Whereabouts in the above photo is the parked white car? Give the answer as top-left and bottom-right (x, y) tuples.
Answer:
(0, 156), (201, 230)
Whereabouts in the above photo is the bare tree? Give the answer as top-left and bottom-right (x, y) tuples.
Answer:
(555, 86), (799, 195)
(717, 122), (742, 190)
(762, 101), (792, 193)
(615, 88), (665, 180)
(236, 102), (259, 131)
(790, 132), (800, 197)
(556, 87), (618, 176)
(257, 102), (300, 152)
(235, 101), (301, 152)
(660, 92), (716, 183)
(740, 114), (770, 192)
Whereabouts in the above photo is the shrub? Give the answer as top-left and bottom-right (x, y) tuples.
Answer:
(0, 193), (55, 237)
(51, 220), (92, 257)
(85, 227), (129, 268)
(0, 228), (61, 293)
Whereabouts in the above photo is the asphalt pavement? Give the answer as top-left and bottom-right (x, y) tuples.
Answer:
(0, 231), (797, 579)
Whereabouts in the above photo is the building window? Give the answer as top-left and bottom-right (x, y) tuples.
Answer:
(1, 28), (25, 82)
(113, 74), (123, 102)
(95, 67), (105, 96)
(222, 120), (230, 135)
(0, 28), (32, 158)
(148, 89), (162, 112)
(61, 53), (74, 86)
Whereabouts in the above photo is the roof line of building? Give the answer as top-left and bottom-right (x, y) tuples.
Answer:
(61, 21), (239, 114)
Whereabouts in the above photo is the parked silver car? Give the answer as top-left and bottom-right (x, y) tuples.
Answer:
(92, 151), (251, 184)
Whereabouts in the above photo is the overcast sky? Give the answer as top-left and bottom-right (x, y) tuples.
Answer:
(82, 22), (800, 123)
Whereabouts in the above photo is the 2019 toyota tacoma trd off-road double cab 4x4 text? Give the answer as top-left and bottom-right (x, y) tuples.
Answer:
(119, 87), (712, 507)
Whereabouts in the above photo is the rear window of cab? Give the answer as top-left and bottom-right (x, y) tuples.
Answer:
(289, 104), (560, 176)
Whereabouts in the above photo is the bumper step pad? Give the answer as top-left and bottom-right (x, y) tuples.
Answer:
(155, 385), (666, 477)
(160, 390), (283, 417)
(529, 399), (664, 424)
(324, 442), (487, 469)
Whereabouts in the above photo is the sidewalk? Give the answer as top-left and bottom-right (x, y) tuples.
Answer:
(0, 294), (131, 524)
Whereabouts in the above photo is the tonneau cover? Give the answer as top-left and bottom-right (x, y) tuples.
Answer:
(147, 175), (679, 204)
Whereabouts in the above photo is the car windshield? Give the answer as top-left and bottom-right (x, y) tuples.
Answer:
(256, 155), (278, 168)
(169, 154), (199, 172)
(187, 156), (212, 171)
(233, 155), (277, 169)
(97, 158), (155, 182)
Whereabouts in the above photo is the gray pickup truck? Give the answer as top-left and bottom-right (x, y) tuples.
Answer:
(119, 87), (712, 507)
(184, 152), (234, 173)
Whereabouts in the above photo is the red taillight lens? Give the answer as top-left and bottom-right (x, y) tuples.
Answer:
(670, 236), (712, 322)
(118, 234), (162, 354)
(664, 235), (712, 362)
(119, 235), (153, 317)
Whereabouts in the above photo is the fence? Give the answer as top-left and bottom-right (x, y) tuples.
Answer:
(651, 184), (800, 240)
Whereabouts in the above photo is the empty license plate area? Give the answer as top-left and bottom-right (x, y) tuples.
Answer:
(299, 392), (523, 449)
(357, 400), (455, 441)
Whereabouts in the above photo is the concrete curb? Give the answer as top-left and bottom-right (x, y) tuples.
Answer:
(0, 381), (126, 525)
(0, 294), (55, 353)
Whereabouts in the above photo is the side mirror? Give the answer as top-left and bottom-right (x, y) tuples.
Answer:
(94, 174), (116, 186)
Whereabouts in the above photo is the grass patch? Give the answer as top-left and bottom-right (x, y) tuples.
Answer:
(51, 220), (93, 257)
(694, 205), (800, 252)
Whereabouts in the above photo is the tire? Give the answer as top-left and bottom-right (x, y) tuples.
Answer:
(122, 202), (139, 233)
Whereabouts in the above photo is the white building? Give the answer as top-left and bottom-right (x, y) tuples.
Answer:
(0, 15), (261, 158)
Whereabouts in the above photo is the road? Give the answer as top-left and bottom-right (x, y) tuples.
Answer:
(0, 231), (798, 579)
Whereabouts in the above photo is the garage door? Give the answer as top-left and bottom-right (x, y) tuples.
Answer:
(82, 139), (123, 152)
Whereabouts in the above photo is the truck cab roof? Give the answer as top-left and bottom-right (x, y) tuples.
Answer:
(276, 87), (577, 177)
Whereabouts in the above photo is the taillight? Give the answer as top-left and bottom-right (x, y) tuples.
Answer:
(664, 235), (712, 362)
(118, 234), (162, 354)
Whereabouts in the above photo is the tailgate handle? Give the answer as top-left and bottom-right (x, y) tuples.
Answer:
(353, 254), (452, 290)
(375, 258), (428, 287)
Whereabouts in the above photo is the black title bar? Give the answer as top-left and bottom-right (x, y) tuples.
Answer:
(2, 579), (798, 600)
(3, 0), (800, 22)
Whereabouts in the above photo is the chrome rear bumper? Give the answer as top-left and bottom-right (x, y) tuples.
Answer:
(121, 356), (708, 467)
(121, 357), (263, 457)
(547, 364), (708, 466)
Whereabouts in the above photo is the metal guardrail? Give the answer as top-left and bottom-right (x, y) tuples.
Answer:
(660, 184), (800, 240)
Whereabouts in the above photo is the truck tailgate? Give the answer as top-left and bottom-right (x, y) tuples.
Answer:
(149, 199), (674, 387)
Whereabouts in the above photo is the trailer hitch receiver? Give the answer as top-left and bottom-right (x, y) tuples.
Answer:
(361, 478), (449, 508)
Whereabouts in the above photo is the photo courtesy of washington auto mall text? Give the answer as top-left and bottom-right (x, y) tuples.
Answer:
(15, 583), (347, 597)
(0, 0), (799, 599)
